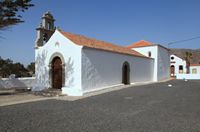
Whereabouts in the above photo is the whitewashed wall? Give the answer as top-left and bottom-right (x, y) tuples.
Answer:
(132, 46), (157, 81)
(170, 54), (187, 76)
(81, 47), (154, 93)
(190, 66), (200, 74)
(34, 30), (82, 95)
(157, 46), (170, 81)
(0, 77), (35, 89)
(133, 45), (170, 81)
(176, 66), (200, 79)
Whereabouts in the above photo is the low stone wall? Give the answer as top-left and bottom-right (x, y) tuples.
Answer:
(0, 77), (35, 89)
(176, 74), (200, 80)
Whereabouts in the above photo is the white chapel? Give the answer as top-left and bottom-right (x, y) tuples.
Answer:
(33, 12), (170, 96)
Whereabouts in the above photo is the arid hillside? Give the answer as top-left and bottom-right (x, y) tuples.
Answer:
(169, 48), (200, 64)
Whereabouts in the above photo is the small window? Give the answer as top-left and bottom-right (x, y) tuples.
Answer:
(192, 68), (197, 74)
(179, 65), (183, 74)
(148, 51), (151, 57)
(171, 56), (174, 60)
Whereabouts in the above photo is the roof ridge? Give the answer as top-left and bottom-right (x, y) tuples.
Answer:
(62, 31), (120, 47)
(58, 30), (151, 59)
(190, 64), (200, 66)
(127, 40), (154, 48)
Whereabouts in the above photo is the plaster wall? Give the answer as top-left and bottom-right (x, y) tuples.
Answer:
(157, 46), (170, 81)
(133, 46), (170, 81)
(132, 46), (158, 81)
(34, 30), (82, 95)
(81, 47), (154, 93)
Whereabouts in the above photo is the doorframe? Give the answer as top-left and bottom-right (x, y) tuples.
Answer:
(48, 52), (65, 88)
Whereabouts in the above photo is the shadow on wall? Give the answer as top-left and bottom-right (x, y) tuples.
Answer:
(34, 51), (75, 90)
(0, 78), (6, 88)
(8, 78), (26, 88)
(158, 51), (169, 80)
(65, 57), (74, 88)
(34, 50), (49, 91)
(82, 51), (105, 90)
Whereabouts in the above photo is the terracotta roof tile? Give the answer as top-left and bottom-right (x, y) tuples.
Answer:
(190, 64), (200, 66)
(127, 40), (154, 48)
(59, 30), (149, 58)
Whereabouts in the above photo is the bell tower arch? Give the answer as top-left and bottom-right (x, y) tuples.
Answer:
(35, 11), (55, 48)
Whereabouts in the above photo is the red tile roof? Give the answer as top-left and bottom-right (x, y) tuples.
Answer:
(190, 64), (200, 66)
(59, 30), (150, 58)
(127, 40), (154, 48)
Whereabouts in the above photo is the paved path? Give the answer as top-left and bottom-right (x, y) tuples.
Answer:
(0, 80), (200, 132)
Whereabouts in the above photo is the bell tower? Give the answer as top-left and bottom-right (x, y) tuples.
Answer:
(35, 11), (55, 48)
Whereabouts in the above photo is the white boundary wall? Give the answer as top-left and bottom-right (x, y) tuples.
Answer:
(190, 66), (200, 74)
(176, 74), (200, 80)
(0, 77), (35, 89)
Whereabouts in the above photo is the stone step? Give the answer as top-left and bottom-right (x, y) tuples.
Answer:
(33, 89), (64, 97)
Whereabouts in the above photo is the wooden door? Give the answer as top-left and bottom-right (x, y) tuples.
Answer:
(170, 65), (175, 77)
(52, 57), (62, 89)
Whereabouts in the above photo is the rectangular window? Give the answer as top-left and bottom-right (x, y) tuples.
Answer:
(179, 65), (183, 74)
(192, 68), (197, 74)
(148, 51), (151, 57)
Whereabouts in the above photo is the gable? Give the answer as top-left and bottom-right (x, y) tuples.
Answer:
(171, 54), (185, 61)
(170, 54), (186, 63)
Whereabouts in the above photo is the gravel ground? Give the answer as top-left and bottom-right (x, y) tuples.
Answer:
(0, 79), (200, 132)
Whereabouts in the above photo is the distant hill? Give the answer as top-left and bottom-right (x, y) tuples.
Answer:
(169, 48), (200, 64)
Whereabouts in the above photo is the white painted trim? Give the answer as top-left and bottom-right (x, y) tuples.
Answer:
(2, 77), (35, 81)
(83, 84), (124, 94)
(62, 87), (83, 96)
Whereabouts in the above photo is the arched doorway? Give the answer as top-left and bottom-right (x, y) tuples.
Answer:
(122, 62), (130, 85)
(170, 65), (175, 77)
(52, 57), (62, 89)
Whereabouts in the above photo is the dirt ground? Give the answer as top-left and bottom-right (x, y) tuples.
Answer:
(0, 89), (50, 106)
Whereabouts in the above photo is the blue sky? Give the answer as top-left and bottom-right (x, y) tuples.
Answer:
(1, 0), (200, 65)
